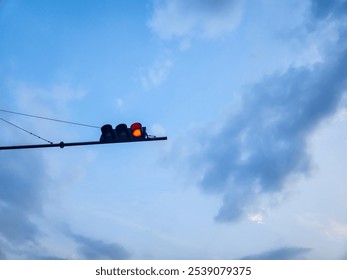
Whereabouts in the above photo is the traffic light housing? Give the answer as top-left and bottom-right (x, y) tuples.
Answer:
(115, 123), (130, 140)
(130, 122), (146, 139)
(100, 124), (116, 142)
(100, 122), (148, 143)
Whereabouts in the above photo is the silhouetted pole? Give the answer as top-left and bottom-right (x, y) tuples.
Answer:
(0, 137), (167, 150)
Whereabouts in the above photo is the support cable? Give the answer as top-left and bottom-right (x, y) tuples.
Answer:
(0, 109), (100, 129)
(0, 117), (53, 144)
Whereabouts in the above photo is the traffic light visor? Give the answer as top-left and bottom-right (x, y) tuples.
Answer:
(131, 122), (142, 137)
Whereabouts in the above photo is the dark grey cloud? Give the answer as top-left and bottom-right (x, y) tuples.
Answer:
(0, 146), (130, 260)
(0, 149), (53, 259)
(70, 233), (130, 260)
(0, 248), (6, 260)
(241, 246), (312, 260)
(185, 0), (347, 222)
(0, 206), (39, 243)
(203, 53), (347, 222)
(29, 255), (67, 260)
(0, 151), (46, 243)
(310, 0), (347, 20)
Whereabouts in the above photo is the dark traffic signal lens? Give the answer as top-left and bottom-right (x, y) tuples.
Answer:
(100, 124), (115, 142)
(115, 123), (130, 139)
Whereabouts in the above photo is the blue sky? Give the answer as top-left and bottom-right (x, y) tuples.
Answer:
(0, 0), (347, 260)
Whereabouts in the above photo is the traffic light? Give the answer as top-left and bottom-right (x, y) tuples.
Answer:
(100, 122), (147, 143)
(0, 121), (166, 150)
(100, 124), (116, 142)
(130, 122), (146, 139)
(115, 123), (130, 140)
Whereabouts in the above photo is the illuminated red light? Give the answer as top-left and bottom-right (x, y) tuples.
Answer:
(131, 122), (142, 137)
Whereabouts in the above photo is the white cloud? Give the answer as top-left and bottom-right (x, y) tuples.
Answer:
(148, 0), (243, 40)
(149, 0), (196, 40)
(114, 98), (124, 110)
(325, 221), (347, 239)
(248, 213), (264, 224)
(10, 81), (87, 121)
(298, 212), (347, 241)
(140, 57), (173, 90)
(178, 38), (192, 51)
(333, 93), (347, 121)
(145, 0), (243, 89)
(150, 123), (167, 136)
(2, 81), (90, 143)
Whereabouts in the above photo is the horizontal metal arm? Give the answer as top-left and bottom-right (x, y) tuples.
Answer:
(0, 137), (167, 150)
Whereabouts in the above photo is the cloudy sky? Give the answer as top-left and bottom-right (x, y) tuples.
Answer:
(0, 0), (347, 260)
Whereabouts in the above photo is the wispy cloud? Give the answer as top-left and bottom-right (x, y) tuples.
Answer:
(12, 81), (86, 116)
(150, 123), (167, 136)
(247, 213), (264, 224)
(326, 221), (347, 239)
(0, 249), (6, 260)
(300, 214), (347, 240)
(0, 151), (47, 259)
(69, 233), (130, 260)
(2, 81), (91, 144)
(148, 0), (242, 40)
(241, 246), (312, 260)
(114, 98), (124, 110)
(140, 56), (173, 90)
(145, 0), (241, 89)
(0, 81), (127, 259)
